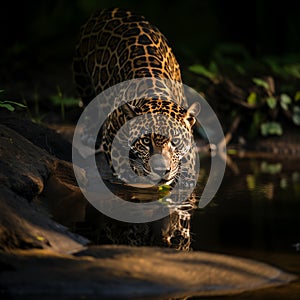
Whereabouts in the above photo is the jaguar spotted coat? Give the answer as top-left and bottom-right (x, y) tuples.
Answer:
(73, 8), (199, 250)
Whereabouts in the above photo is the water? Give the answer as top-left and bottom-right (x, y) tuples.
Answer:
(192, 156), (300, 254)
(74, 154), (300, 254)
(116, 154), (300, 299)
(190, 156), (300, 299)
(49, 154), (300, 298)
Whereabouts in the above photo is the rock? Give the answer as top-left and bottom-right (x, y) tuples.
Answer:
(0, 112), (74, 161)
(0, 245), (296, 299)
(0, 124), (52, 199)
(41, 160), (88, 228)
(0, 123), (88, 253)
(0, 186), (87, 253)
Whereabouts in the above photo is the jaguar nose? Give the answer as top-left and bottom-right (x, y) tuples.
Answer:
(149, 154), (170, 176)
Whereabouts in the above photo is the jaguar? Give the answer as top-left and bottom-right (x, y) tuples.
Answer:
(73, 8), (200, 250)
(73, 7), (200, 186)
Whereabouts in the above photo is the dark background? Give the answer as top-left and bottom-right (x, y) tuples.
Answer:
(0, 0), (299, 99)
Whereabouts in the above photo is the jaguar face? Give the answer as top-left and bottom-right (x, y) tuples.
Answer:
(129, 133), (180, 185)
(125, 101), (201, 186)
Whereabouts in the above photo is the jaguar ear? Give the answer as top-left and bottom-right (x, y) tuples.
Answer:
(122, 103), (138, 119)
(186, 102), (201, 127)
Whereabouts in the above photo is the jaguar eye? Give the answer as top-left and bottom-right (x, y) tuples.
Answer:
(172, 138), (180, 146)
(142, 137), (151, 145)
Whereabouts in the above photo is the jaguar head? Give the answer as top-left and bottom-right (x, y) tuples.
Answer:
(123, 100), (200, 186)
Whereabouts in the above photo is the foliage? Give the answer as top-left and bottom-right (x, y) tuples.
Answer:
(247, 92), (257, 106)
(260, 122), (283, 136)
(189, 44), (300, 138)
(250, 79), (300, 136)
(252, 78), (269, 90)
(0, 90), (26, 112)
(189, 62), (219, 82)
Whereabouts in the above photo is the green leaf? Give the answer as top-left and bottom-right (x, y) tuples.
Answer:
(158, 184), (171, 199)
(61, 97), (81, 107)
(189, 64), (217, 80)
(50, 95), (62, 106)
(0, 100), (26, 112)
(294, 91), (300, 102)
(280, 93), (292, 110)
(266, 96), (277, 109)
(260, 122), (283, 136)
(4, 101), (26, 108)
(158, 185), (171, 192)
(50, 95), (80, 107)
(0, 103), (15, 111)
(247, 92), (257, 106)
(292, 106), (300, 125)
(252, 78), (269, 91)
(0, 89), (4, 93)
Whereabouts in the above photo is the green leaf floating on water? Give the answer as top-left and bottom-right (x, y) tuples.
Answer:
(158, 184), (171, 193)
(158, 184), (171, 199)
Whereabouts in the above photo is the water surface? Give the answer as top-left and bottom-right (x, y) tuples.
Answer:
(191, 156), (300, 299)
